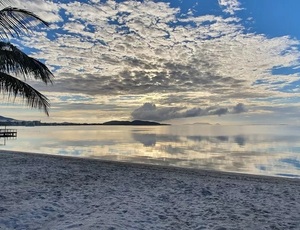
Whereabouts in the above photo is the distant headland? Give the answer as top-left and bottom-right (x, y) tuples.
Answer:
(0, 116), (169, 126)
(101, 120), (168, 126)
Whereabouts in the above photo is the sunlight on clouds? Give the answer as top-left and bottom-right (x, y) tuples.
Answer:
(6, 0), (300, 123)
(14, 0), (62, 23)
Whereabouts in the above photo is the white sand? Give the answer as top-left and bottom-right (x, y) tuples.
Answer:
(0, 150), (300, 230)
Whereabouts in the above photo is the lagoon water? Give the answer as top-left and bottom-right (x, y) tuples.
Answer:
(1, 124), (300, 178)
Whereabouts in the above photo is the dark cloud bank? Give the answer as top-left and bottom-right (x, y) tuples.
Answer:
(131, 102), (247, 121)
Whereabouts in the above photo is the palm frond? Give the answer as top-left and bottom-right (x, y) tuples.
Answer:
(0, 7), (49, 38)
(0, 71), (50, 115)
(0, 41), (53, 84)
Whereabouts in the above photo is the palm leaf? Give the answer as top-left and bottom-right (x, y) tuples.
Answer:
(0, 71), (50, 115)
(0, 42), (54, 84)
(0, 7), (49, 38)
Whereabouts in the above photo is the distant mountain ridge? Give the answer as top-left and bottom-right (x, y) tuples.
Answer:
(102, 120), (168, 126)
(0, 115), (18, 122)
(0, 116), (168, 126)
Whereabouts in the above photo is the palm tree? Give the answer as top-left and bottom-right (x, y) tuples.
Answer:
(0, 1), (54, 115)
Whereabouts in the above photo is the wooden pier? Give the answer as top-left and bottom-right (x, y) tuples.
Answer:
(0, 129), (17, 138)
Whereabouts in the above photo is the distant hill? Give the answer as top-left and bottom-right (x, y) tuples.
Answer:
(102, 120), (169, 126)
(0, 115), (18, 122)
(192, 122), (212, 125)
(0, 116), (169, 126)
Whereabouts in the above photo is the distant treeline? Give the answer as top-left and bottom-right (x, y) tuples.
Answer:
(0, 120), (169, 127)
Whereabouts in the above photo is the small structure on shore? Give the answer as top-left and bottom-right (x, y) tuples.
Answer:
(0, 127), (17, 145)
(0, 127), (17, 138)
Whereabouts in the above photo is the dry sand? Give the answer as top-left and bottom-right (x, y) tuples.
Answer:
(0, 150), (300, 230)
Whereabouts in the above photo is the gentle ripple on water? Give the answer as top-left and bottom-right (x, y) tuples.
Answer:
(1, 124), (300, 178)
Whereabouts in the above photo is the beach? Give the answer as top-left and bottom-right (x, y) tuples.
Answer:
(0, 150), (300, 230)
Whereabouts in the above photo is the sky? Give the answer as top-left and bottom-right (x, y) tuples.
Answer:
(1, 0), (300, 125)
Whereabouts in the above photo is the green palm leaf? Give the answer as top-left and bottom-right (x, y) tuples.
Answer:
(0, 72), (50, 115)
(0, 42), (54, 84)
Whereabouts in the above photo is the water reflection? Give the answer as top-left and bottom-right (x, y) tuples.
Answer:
(131, 133), (156, 147)
(235, 135), (246, 146)
(0, 136), (17, 146)
(1, 125), (300, 178)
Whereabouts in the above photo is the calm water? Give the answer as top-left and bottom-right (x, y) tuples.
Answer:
(1, 124), (300, 178)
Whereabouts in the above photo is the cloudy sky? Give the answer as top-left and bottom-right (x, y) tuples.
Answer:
(1, 0), (300, 124)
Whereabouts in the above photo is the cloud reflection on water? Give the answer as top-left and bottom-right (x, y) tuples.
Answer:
(1, 125), (300, 178)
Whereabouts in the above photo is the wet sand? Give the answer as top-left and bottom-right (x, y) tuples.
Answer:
(1, 150), (300, 230)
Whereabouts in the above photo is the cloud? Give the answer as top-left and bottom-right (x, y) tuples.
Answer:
(131, 103), (182, 121)
(131, 103), (247, 121)
(12, 0), (62, 23)
(232, 103), (247, 113)
(22, 0), (299, 100)
(218, 0), (242, 15)
(6, 0), (300, 123)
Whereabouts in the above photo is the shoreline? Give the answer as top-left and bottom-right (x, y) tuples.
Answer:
(1, 149), (299, 182)
(1, 150), (300, 229)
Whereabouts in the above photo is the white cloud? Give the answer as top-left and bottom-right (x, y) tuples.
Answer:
(8, 0), (300, 122)
(218, 0), (242, 15)
(12, 0), (62, 22)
